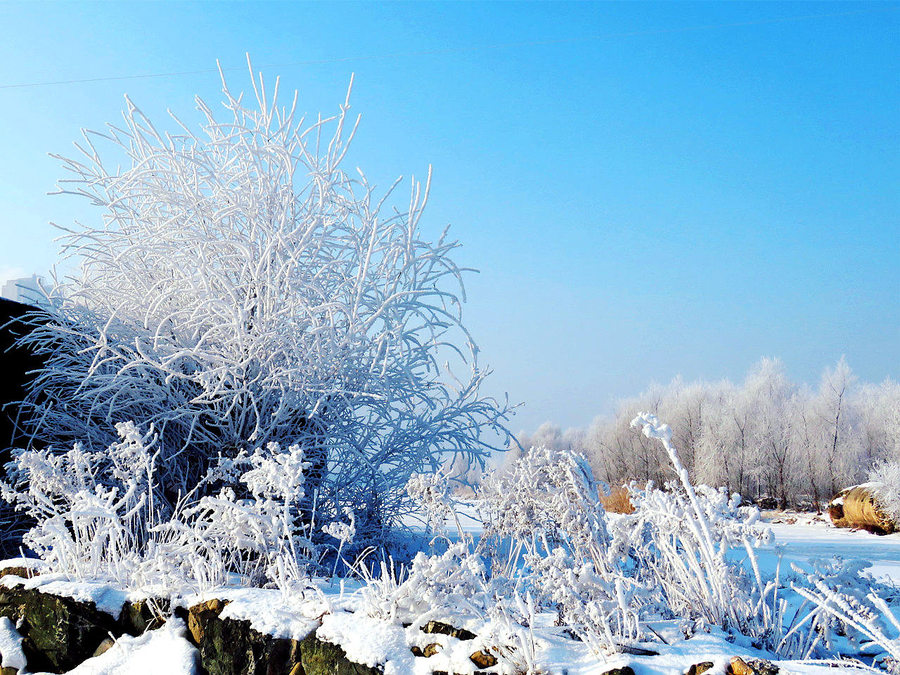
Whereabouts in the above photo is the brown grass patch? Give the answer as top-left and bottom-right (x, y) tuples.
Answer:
(829, 485), (896, 535)
(600, 486), (635, 514)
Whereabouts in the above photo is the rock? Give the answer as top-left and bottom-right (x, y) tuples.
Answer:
(601, 667), (635, 675)
(728, 658), (753, 675)
(0, 586), (400, 675)
(299, 632), (380, 674)
(420, 620), (476, 641)
(178, 597), (381, 675)
(178, 599), (306, 675)
(121, 598), (169, 635)
(185, 598), (229, 644)
(0, 567), (38, 581)
(686, 662), (714, 675)
(748, 659), (778, 675)
(92, 637), (115, 657)
(727, 656), (779, 675)
(469, 649), (497, 668)
(1, 667), (19, 675)
(411, 643), (442, 657)
(0, 584), (122, 673)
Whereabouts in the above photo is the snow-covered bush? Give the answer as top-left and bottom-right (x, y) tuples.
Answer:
(615, 479), (769, 633)
(360, 541), (490, 626)
(148, 441), (320, 591)
(15, 59), (512, 543)
(867, 460), (900, 524)
(1, 421), (359, 593)
(476, 446), (640, 653)
(0, 422), (159, 585)
(354, 454), (632, 669)
(375, 424), (790, 658)
(358, 446), (640, 658)
(406, 470), (459, 535)
(625, 414), (771, 634)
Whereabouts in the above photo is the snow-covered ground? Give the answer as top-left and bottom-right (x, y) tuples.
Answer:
(762, 518), (900, 584)
(2, 514), (897, 675)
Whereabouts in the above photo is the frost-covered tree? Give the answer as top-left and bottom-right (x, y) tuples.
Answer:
(583, 386), (667, 487)
(790, 389), (822, 510)
(810, 357), (860, 497)
(745, 358), (797, 507)
(857, 379), (900, 467)
(662, 377), (707, 475)
(16, 61), (512, 540)
(535, 358), (898, 509)
(695, 381), (737, 492)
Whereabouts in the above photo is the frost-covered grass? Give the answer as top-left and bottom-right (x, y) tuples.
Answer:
(2, 413), (900, 673)
(5, 521), (899, 675)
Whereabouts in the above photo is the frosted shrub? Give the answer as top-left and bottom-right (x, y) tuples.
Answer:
(0, 422), (159, 584)
(617, 480), (769, 632)
(794, 583), (900, 672)
(623, 412), (900, 665)
(322, 508), (356, 577)
(625, 414), (776, 637)
(382, 445), (650, 656)
(479, 445), (640, 654)
(775, 557), (900, 669)
(867, 460), (900, 523)
(16, 59), (512, 543)
(360, 541), (490, 625)
(480, 445), (608, 554)
(359, 448), (639, 657)
(406, 471), (458, 534)
(1, 423), (359, 593)
(145, 441), (331, 591)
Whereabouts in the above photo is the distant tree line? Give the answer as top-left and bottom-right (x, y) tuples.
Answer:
(505, 358), (900, 510)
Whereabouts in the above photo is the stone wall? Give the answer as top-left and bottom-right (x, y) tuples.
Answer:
(0, 578), (378, 675)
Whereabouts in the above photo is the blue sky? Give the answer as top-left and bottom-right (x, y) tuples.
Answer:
(0, 2), (897, 433)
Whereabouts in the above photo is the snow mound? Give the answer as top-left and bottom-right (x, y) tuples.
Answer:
(0, 616), (26, 671)
(317, 611), (415, 674)
(62, 618), (198, 675)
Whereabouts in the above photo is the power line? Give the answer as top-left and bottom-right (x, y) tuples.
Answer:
(0, 7), (894, 91)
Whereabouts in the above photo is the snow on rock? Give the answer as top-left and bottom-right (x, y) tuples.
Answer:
(215, 587), (321, 641)
(56, 618), (198, 675)
(0, 616), (27, 671)
(0, 573), (135, 619)
(0, 556), (46, 572)
(317, 611), (415, 675)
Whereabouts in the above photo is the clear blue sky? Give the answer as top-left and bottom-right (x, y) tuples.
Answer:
(1, 1), (897, 434)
